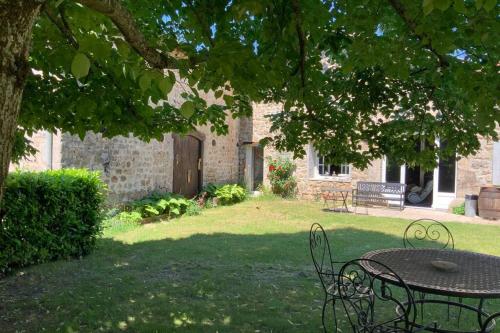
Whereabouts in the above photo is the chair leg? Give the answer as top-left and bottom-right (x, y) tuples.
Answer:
(332, 299), (338, 333)
(321, 296), (328, 333)
(457, 297), (463, 328)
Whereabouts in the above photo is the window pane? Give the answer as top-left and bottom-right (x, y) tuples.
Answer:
(386, 156), (401, 182)
(317, 155), (350, 176)
(438, 141), (456, 193)
(341, 164), (350, 175)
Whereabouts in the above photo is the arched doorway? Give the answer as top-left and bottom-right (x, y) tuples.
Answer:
(173, 134), (203, 198)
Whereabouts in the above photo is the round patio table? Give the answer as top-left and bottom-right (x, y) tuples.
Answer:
(360, 248), (500, 333)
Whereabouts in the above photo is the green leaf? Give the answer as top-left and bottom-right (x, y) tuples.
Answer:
(223, 95), (234, 107)
(158, 77), (173, 97)
(423, 0), (434, 14)
(483, 0), (496, 11)
(139, 73), (151, 92)
(214, 90), (223, 99)
(180, 101), (195, 118)
(435, 0), (451, 11)
(71, 53), (90, 79)
(453, 0), (467, 12)
(168, 71), (177, 85)
(476, 0), (484, 9)
(116, 40), (130, 58)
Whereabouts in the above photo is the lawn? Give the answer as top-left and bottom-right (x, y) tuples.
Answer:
(1, 196), (499, 332)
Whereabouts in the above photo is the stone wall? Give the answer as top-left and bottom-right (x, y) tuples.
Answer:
(246, 100), (498, 205)
(456, 132), (499, 197)
(61, 132), (174, 203)
(199, 118), (240, 186)
(11, 80), (241, 203)
(248, 103), (383, 199)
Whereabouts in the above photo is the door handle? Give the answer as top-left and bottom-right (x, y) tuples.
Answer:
(198, 158), (202, 170)
(187, 169), (191, 183)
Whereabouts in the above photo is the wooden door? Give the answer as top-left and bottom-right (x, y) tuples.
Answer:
(173, 135), (202, 198)
(252, 146), (264, 190)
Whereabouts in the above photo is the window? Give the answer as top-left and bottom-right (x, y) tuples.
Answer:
(437, 141), (456, 193)
(385, 156), (401, 183)
(317, 155), (350, 177)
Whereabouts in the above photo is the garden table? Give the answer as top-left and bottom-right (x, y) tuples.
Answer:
(322, 189), (350, 213)
(360, 248), (500, 333)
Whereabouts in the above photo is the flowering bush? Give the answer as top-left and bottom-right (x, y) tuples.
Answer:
(267, 157), (297, 198)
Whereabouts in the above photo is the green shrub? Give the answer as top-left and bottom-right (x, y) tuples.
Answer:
(103, 211), (142, 234)
(185, 200), (203, 216)
(215, 184), (247, 205)
(116, 211), (143, 224)
(453, 203), (465, 215)
(201, 183), (219, 199)
(267, 157), (297, 198)
(0, 169), (105, 275)
(131, 192), (191, 218)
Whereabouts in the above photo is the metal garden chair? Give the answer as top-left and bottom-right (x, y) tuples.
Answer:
(337, 258), (417, 333)
(309, 223), (345, 332)
(403, 219), (455, 250)
(403, 219), (459, 328)
(482, 311), (500, 333)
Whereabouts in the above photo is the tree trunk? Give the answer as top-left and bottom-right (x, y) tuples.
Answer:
(0, 1), (41, 205)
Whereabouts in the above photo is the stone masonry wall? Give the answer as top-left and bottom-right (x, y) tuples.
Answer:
(456, 131), (499, 198)
(61, 132), (174, 203)
(248, 103), (383, 200)
(12, 79), (241, 203)
(166, 77), (240, 186)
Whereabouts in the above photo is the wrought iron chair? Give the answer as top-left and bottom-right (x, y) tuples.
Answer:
(337, 258), (416, 332)
(309, 223), (345, 332)
(403, 219), (458, 328)
(403, 219), (455, 250)
(482, 311), (500, 333)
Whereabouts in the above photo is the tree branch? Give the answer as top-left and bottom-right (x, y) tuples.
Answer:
(44, 5), (137, 117)
(388, 0), (449, 68)
(76, 0), (174, 69)
(291, 0), (306, 89)
(44, 6), (79, 49)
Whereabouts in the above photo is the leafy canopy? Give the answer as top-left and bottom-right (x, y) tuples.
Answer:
(19, 0), (499, 169)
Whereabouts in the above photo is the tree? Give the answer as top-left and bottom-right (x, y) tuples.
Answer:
(0, 0), (498, 204)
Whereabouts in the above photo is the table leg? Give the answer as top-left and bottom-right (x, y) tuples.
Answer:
(477, 299), (485, 329)
(341, 192), (349, 213)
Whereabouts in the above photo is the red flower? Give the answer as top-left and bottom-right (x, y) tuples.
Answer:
(269, 165), (276, 172)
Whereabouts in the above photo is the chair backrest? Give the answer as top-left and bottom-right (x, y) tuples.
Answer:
(337, 258), (415, 333)
(403, 219), (455, 249)
(482, 312), (500, 333)
(309, 223), (336, 292)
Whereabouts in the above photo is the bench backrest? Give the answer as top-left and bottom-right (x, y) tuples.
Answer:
(356, 181), (406, 195)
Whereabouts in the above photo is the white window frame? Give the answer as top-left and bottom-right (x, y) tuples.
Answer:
(308, 145), (351, 179)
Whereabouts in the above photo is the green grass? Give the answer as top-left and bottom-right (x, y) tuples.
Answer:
(1, 195), (499, 332)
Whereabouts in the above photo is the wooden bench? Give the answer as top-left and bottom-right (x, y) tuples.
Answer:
(352, 181), (406, 211)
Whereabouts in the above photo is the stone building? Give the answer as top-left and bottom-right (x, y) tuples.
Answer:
(11, 85), (241, 203)
(241, 103), (500, 210)
(12, 97), (500, 209)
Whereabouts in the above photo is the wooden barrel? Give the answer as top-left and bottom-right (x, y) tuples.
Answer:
(478, 186), (500, 220)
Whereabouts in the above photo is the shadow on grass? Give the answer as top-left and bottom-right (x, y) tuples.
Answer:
(0, 227), (498, 332)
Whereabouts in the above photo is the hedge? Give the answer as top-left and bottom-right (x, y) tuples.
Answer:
(0, 169), (106, 275)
